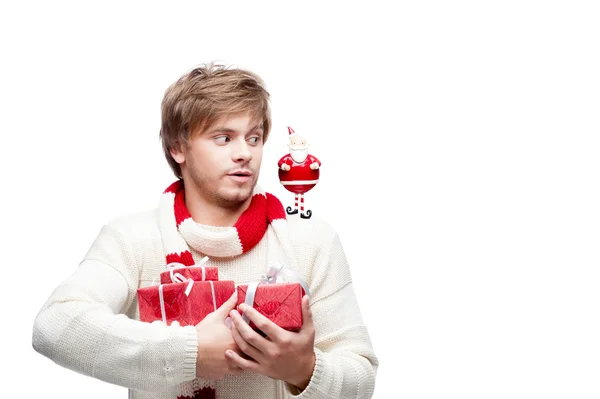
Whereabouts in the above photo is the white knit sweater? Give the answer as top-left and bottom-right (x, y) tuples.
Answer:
(32, 209), (378, 398)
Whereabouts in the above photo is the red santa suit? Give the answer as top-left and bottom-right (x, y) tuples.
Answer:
(278, 154), (321, 194)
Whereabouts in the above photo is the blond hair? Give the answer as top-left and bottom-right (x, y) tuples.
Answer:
(160, 63), (271, 178)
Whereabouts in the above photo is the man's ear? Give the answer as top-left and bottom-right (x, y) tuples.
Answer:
(170, 141), (186, 164)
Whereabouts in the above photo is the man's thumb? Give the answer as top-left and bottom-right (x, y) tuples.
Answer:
(301, 295), (313, 328)
(215, 291), (238, 319)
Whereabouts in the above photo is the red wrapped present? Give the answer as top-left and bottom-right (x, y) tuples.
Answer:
(138, 280), (234, 326)
(160, 265), (219, 284)
(237, 282), (305, 331)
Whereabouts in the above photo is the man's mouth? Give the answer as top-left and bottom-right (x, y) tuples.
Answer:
(228, 170), (253, 177)
(227, 170), (253, 183)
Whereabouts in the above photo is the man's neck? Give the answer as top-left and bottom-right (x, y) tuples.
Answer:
(184, 191), (252, 227)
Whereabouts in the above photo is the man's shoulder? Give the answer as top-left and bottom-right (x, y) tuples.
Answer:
(104, 208), (160, 240)
(287, 213), (338, 247)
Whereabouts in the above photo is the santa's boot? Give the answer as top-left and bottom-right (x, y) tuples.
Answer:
(299, 195), (311, 218)
(300, 209), (312, 219)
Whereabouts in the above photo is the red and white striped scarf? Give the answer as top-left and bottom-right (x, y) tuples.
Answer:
(157, 180), (294, 399)
(158, 180), (294, 263)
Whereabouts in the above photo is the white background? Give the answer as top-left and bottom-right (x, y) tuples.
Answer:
(1, 1), (599, 398)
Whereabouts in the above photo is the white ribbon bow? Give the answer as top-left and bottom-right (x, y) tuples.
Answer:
(158, 256), (215, 324)
(166, 256), (210, 283)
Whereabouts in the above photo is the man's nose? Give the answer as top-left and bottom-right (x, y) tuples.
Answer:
(232, 138), (252, 162)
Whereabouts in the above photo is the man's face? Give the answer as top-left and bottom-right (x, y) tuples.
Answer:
(172, 113), (264, 208)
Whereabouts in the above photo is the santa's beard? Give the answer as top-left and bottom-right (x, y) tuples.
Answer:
(289, 146), (308, 163)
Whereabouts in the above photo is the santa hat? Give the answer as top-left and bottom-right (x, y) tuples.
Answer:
(288, 126), (297, 137)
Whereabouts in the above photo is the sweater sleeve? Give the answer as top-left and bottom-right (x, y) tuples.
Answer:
(32, 223), (198, 392)
(287, 232), (378, 399)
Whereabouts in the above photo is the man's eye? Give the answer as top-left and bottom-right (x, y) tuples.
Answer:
(248, 137), (260, 144)
(215, 136), (230, 144)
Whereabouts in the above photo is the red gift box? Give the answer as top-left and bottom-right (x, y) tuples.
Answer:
(138, 280), (234, 326)
(236, 282), (304, 331)
(159, 265), (219, 284)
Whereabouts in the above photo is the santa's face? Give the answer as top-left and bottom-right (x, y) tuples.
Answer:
(289, 135), (308, 163)
(171, 112), (264, 210)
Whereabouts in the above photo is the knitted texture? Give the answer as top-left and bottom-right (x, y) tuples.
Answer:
(159, 180), (288, 263)
(157, 180), (290, 398)
(32, 186), (378, 398)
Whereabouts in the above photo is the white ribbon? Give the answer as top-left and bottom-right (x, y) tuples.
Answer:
(209, 281), (217, 312)
(242, 263), (310, 324)
(157, 257), (217, 324)
(158, 284), (167, 324)
(166, 256), (210, 283)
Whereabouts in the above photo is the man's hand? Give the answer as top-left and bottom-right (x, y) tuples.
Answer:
(225, 295), (316, 390)
(310, 162), (319, 170)
(281, 163), (291, 171)
(195, 292), (244, 379)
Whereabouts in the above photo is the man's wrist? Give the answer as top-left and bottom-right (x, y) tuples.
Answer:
(288, 351), (316, 391)
(195, 344), (208, 377)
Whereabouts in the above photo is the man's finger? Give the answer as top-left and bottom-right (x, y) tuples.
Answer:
(214, 291), (238, 319)
(237, 303), (285, 342)
(300, 295), (314, 330)
(230, 315), (264, 361)
(225, 349), (259, 372)
(230, 308), (271, 353)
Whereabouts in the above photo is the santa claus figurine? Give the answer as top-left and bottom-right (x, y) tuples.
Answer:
(278, 126), (321, 219)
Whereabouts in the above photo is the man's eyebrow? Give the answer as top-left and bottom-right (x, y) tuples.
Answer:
(209, 127), (235, 134)
(209, 124), (264, 134)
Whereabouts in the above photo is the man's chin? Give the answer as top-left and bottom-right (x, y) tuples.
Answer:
(216, 187), (255, 208)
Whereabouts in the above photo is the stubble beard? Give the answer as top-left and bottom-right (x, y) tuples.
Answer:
(188, 166), (257, 209)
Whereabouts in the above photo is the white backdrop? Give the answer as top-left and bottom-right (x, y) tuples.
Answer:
(1, 1), (599, 398)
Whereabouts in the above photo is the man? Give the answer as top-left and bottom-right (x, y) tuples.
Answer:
(32, 63), (378, 399)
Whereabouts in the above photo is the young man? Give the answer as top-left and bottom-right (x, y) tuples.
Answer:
(32, 64), (378, 399)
